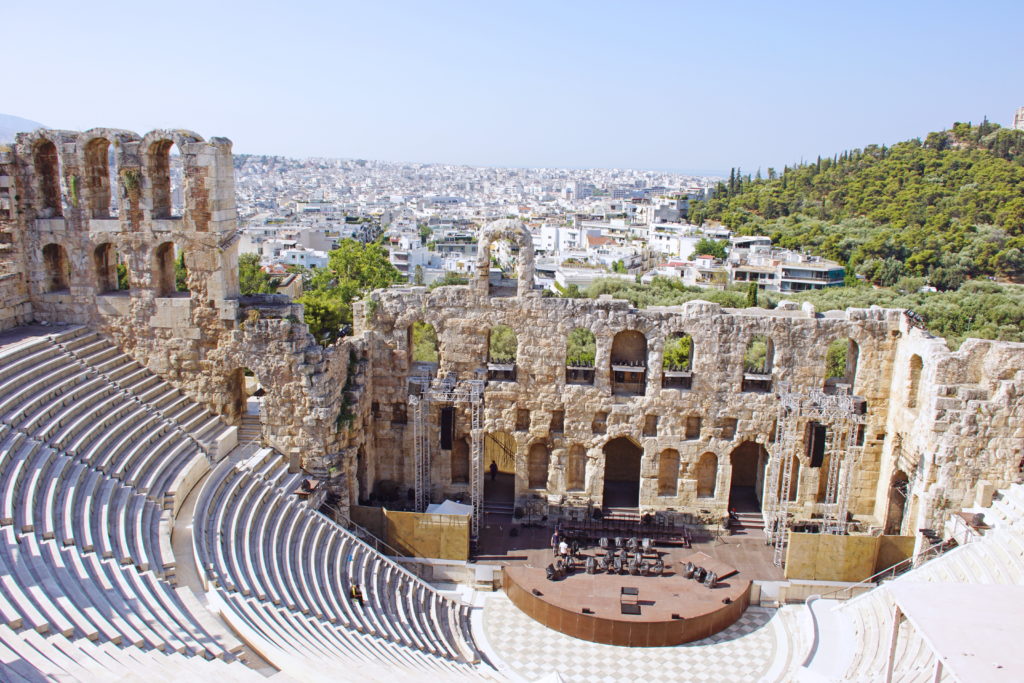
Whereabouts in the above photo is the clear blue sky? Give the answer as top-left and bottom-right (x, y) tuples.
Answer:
(7, 0), (1024, 174)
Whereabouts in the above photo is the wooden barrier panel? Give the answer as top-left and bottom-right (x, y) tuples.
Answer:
(784, 532), (914, 581)
(384, 509), (470, 561)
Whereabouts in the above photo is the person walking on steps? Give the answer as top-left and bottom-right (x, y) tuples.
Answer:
(349, 584), (364, 606)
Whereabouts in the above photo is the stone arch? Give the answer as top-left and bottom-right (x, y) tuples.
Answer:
(142, 129), (203, 221)
(451, 436), (469, 484)
(94, 242), (128, 293)
(825, 337), (859, 392)
(226, 366), (265, 426)
(728, 440), (769, 510)
(33, 139), (62, 218)
(602, 435), (642, 508)
(83, 137), (114, 219)
(657, 448), (680, 496)
(696, 452), (718, 498)
(527, 440), (550, 489)
(408, 321), (439, 368)
(566, 444), (586, 492)
(663, 331), (693, 389)
(153, 241), (184, 297)
(907, 354), (923, 409)
(42, 243), (71, 292)
(742, 333), (774, 392)
(610, 329), (647, 395)
(487, 324), (518, 381)
(565, 327), (596, 384)
(475, 219), (535, 297)
(886, 470), (910, 534)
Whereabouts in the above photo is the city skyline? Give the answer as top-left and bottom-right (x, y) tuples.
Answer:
(6, 1), (1024, 174)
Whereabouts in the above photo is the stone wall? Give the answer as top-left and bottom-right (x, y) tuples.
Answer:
(4, 131), (1020, 537)
(0, 128), (353, 498)
(356, 220), (1023, 536)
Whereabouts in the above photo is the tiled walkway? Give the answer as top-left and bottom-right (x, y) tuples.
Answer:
(480, 592), (800, 682)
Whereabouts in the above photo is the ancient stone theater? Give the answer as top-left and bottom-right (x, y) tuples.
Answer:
(0, 128), (1022, 681)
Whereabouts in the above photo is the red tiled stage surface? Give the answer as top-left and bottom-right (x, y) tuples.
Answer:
(503, 553), (751, 647)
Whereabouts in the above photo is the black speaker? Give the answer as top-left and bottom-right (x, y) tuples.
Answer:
(440, 407), (454, 450)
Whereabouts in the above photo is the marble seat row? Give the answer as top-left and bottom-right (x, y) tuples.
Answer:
(0, 622), (263, 682)
(829, 487), (1024, 681)
(0, 329), (259, 680)
(194, 450), (492, 680)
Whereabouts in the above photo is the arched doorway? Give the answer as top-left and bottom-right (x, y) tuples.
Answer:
(483, 431), (516, 514)
(226, 367), (264, 438)
(729, 441), (768, 511)
(602, 436), (642, 508)
(886, 470), (910, 535)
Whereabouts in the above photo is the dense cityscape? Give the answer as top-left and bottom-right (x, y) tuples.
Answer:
(234, 154), (846, 296)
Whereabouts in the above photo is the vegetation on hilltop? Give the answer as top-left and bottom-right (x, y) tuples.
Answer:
(568, 276), (1024, 349)
(238, 253), (279, 295)
(688, 121), (1024, 285)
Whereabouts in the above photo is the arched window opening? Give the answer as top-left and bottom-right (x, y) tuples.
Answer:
(729, 441), (768, 510)
(34, 140), (62, 218)
(907, 355), (923, 409)
(602, 436), (641, 507)
(696, 452), (718, 498)
(94, 243), (129, 293)
(824, 338), (859, 393)
(487, 324), (517, 381)
(85, 138), (116, 219)
(487, 239), (519, 297)
(610, 329), (647, 396)
(484, 431), (516, 507)
(886, 470), (910, 535)
(42, 243), (70, 292)
(154, 241), (187, 297)
(451, 436), (469, 484)
(527, 441), (549, 489)
(148, 139), (183, 219)
(228, 366), (264, 427)
(408, 321), (438, 377)
(657, 449), (680, 496)
(742, 334), (773, 392)
(566, 445), (586, 492)
(663, 332), (693, 389)
(565, 328), (596, 384)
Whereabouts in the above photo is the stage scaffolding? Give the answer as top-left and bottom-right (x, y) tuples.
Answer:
(763, 383), (866, 567)
(408, 373), (485, 542)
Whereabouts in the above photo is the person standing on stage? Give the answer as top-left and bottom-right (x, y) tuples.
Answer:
(550, 529), (560, 558)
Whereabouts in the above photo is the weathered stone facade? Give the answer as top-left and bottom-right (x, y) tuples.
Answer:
(356, 221), (1024, 543)
(0, 129), (356, 503)
(2, 132), (1021, 543)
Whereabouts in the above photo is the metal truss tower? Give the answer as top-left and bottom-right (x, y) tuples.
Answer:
(409, 374), (485, 541)
(764, 383), (866, 567)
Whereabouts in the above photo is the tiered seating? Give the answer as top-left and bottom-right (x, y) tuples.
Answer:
(815, 488), (1024, 681)
(0, 328), (258, 680)
(194, 449), (494, 681)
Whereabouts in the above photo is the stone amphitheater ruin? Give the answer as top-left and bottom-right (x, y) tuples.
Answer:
(0, 127), (1022, 681)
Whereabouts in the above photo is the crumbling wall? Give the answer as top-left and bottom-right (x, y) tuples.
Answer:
(0, 128), (351, 495)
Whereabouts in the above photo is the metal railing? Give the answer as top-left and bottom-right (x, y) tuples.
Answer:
(817, 536), (952, 601)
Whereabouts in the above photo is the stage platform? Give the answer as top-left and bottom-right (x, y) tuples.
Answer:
(503, 550), (752, 646)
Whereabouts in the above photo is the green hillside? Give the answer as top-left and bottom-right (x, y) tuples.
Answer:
(688, 120), (1024, 286)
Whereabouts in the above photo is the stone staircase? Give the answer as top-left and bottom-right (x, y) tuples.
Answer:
(731, 511), (764, 531)
(237, 414), (261, 445)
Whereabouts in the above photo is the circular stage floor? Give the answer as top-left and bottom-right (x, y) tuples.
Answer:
(503, 550), (751, 646)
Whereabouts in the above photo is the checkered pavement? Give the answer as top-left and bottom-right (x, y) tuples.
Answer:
(480, 593), (793, 683)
